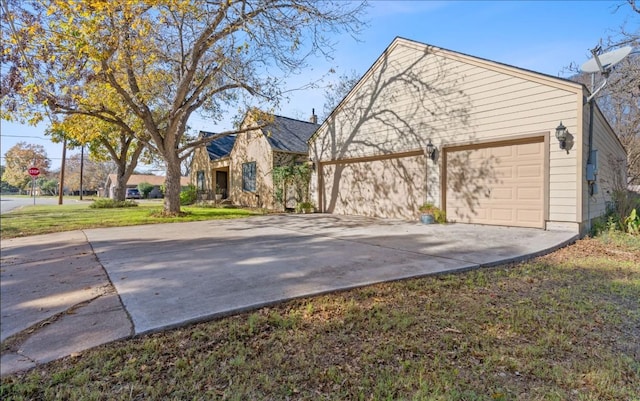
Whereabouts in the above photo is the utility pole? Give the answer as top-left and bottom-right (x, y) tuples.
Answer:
(58, 137), (66, 205)
(79, 145), (84, 200)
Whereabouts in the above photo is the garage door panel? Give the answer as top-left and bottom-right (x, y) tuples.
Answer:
(492, 188), (513, 200)
(518, 142), (543, 156)
(517, 209), (543, 223)
(495, 166), (515, 179)
(446, 138), (544, 228)
(517, 164), (542, 177)
(518, 187), (542, 201)
(491, 146), (514, 158)
(490, 208), (514, 222)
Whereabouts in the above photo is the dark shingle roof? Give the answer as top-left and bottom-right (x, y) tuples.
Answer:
(200, 131), (236, 160)
(262, 115), (319, 153)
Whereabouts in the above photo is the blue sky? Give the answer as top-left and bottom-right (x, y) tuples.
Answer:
(1, 0), (637, 171)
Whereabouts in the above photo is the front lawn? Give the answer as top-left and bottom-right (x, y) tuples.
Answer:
(1, 233), (638, 400)
(0, 202), (259, 239)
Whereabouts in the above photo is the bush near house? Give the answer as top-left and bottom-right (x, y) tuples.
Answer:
(418, 202), (446, 223)
(180, 185), (197, 205)
(592, 189), (640, 235)
(137, 182), (155, 199)
(90, 199), (139, 209)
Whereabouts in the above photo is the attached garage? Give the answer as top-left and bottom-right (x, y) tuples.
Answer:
(444, 137), (546, 228)
(308, 37), (627, 235)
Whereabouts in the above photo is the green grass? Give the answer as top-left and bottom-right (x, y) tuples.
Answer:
(1, 234), (638, 400)
(0, 201), (260, 239)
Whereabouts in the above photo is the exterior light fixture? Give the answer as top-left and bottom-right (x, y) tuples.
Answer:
(309, 158), (316, 171)
(426, 139), (437, 161)
(555, 122), (568, 150)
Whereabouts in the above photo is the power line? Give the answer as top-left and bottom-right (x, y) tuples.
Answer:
(0, 134), (53, 140)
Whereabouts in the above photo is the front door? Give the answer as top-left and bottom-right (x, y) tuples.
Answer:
(216, 171), (228, 199)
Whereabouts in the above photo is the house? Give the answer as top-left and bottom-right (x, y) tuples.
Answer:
(191, 112), (320, 209)
(105, 174), (190, 199)
(308, 37), (627, 235)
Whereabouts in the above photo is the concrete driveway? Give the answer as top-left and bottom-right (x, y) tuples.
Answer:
(1, 214), (577, 375)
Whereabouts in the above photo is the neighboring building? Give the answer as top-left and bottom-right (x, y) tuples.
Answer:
(191, 112), (320, 209)
(105, 174), (189, 199)
(308, 37), (627, 235)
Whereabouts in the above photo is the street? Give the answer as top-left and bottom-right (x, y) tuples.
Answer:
(0, 196), (61, 214)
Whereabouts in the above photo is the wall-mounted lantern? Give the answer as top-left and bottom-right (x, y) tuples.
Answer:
(426, 139), (437, 161)
(555, 122), (568, 150)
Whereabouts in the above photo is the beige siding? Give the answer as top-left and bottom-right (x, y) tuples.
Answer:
(581, 104), (627, 225)
(310, 38), (583, 225)
(230, 128), (274, 209)
(191, 146), (214, 192)
(190, 145), (231, 201)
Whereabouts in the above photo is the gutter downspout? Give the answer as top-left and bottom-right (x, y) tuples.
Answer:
(587, 73), (596, 234)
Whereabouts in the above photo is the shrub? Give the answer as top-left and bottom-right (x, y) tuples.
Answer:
(295, 201), (314, 213)
(592, 190), (640, 235)
(137, 182), (155, 199)
(90, 199), (139, 209)
(418, 202), (446, 224)
(180, 185), (197, 205)
(625, 208), (639, 235)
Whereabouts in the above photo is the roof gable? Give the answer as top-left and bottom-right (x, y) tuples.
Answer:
(200, 131), (236, 160)
(311, 36), (586, 143)
(393, 37), (582, 92)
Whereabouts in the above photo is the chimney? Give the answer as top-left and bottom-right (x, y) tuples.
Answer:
(310, 108), (318, 124)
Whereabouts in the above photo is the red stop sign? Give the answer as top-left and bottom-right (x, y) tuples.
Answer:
(28, 167), (40, 177)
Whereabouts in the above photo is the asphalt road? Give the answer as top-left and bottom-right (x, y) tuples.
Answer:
(0, 196), (62, 214)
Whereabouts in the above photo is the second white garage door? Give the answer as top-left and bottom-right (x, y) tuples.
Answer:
(444, 137), (545, 228)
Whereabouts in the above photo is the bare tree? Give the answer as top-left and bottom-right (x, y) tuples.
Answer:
(568, 2), (640, 185)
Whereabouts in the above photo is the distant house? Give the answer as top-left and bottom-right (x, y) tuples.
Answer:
(191, 112), (319, 209)
(105, 174), (190, 199)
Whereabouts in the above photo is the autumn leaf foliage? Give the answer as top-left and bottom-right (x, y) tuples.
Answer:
(1, 0), (365, 213)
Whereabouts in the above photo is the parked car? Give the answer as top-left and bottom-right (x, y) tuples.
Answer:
(125, 188), (141, 199)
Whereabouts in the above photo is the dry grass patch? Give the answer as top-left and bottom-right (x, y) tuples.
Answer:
(1, 235), (639, 400)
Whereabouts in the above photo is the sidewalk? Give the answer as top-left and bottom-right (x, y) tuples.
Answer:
(1, 231), (132, 376)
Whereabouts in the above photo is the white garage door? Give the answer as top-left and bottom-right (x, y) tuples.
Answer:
(445, 138), (545, 228)
(321, 152), (426, 220)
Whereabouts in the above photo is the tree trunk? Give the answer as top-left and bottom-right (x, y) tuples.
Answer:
(113, 164), (128, 201)
(163, 155), (183, 214)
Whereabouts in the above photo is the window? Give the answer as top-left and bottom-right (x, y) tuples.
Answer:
(196, 170), (205, 191)
(242, 162), (256, 192)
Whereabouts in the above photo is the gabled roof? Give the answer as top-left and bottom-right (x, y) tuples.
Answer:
(200, 131), (236, 160)
(262, 115), (319, 153)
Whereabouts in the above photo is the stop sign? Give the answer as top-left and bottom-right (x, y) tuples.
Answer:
(28, 167), (40, 177)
